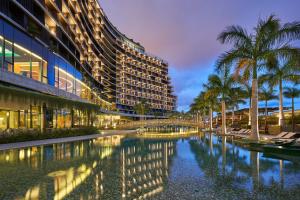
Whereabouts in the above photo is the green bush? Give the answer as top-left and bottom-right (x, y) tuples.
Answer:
(0, 127), (99, 144)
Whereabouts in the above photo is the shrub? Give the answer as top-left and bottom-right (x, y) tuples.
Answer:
(0, 127), (99, 144)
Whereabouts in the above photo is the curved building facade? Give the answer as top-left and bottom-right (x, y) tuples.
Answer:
(0, 0), (176, 129)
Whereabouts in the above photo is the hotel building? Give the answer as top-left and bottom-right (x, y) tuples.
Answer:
(0, 0), (176, 130)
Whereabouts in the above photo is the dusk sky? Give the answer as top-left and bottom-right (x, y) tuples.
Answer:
(100, 0), (300, 111)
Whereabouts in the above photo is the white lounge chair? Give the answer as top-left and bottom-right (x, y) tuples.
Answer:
(273, 132), (289, 139)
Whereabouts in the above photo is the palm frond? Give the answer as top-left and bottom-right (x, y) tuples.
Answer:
(218, 25), (252, 46)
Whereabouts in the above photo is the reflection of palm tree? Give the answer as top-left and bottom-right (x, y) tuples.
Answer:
(188, 135), (300, 198)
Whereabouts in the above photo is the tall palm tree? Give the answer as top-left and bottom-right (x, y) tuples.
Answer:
(283, 87), (300, 132)
(260, 57), (300, 128)
(216, 15), (300, 140)
(259, 86), (277, 133)
(238, 79), (252, 126)
(204, 66), (240, 135)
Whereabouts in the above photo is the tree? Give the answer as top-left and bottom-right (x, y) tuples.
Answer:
(260, 57), (300, 128)
(204, 89), (219, 132)
(238, 79), (252, 126)
(259, 86), (277, 133)
(217, 15), (300, 140)
(283, 86), (300, 132)
(190, 92), (210, 128)
(204, 66), (240, 135)
(133, 99), (150, 120)
(227, 88), (246, 126)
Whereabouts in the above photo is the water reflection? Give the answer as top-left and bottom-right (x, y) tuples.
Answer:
(0, 134), (300, 199)
(189, 134), (300, 199)
(0, 135), (176, 200)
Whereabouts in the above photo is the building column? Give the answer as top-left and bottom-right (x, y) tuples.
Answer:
(71, 109), (74, 128)
(40, 105), (46, 133)
(29, 105), (33, 129)
(6, 111), (10, 129)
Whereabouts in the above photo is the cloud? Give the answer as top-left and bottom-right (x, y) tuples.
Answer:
(100, 0), (300, 111)
(100, 0), (299, 69)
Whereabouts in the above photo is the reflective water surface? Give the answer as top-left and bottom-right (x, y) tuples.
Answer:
(0, 133), (300, 200)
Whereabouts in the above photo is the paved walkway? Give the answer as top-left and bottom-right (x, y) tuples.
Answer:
(0, 130), (137, 151)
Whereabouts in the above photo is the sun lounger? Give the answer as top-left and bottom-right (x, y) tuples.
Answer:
(282, 132), (297, 139)
(243, 129), (251, 135)
(272, 132), (297, 143)
(231, 129), (250, 135)
(273, 132), (289, 139)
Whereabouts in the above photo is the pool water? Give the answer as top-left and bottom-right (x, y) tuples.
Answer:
(0, 133), (300, 200)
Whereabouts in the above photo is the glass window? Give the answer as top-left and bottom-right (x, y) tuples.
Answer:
(58, 68), (67, 91)
(31, 54), (42, 81)
(19, 110), (27, 128)
(55, 66), (59, 88)
(75, 79), (82, 97)
(4, 39), (13, 72)
(13, 43), (31, 78)
(42, 61), (48, 83)
(66, 66), (75, 94)
(0, 36), (3, 70)
(0, 111), (8, 130)
(31, 106), (40, 129)
(9, 111), (19, 128)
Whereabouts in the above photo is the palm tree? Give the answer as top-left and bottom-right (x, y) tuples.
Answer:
(228, 89), (246, 126)
(238, 79), (252, 126)
(133, 99), (150, 120)
(216, 15), (300, 140)
(190, 92), (209, 127)
(283, 87), (300, 132)
(259, 86), (277, 133)
(204, 89), (219, 132)
(260, 57), (300, 128)
(204, 66), (240, 135)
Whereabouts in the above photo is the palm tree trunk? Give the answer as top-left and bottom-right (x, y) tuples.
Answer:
(248, 97), (252, 126)
(232, 109), (234, 126)
(265, 100), (268, 134)
(279, 79), (284, 128)
(251, 78), (259, 140)
(209, 107), (213, 132)
(221, 100), (227, 135)
(292, 97), (295, 132)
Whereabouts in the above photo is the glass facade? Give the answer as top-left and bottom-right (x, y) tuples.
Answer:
(54, 65), (110, 108)
(0, 36), (47, 83)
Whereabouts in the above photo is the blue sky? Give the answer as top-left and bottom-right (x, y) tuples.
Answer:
(100, 0), (300, 111)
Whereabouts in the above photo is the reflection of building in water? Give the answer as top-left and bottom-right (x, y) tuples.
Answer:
(94, 135), (124, 147)
(120, 139), (176, 199)
(0, 135), (124, 200)
(0, 137), (176, 199)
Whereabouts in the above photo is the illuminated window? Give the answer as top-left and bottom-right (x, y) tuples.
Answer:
(4, 40), (13, 72)
(0, 36), (3, 69)
(14, 43), (31, 78)
(31, 55), (42, 81)
(0, 36), (48, 83)
(0, 111), (8, 130)
(42, 62), (48, 83)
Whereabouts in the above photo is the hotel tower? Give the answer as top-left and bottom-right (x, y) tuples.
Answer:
(0, 0), (176, 130)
